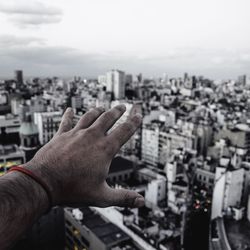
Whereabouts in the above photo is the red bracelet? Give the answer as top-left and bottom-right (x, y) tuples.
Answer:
(8, 166), (52, 213)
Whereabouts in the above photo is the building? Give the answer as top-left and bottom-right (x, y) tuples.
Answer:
(0, 90), (11, 115)
(211, 167), (244, 219)
(137, 168), (166, 208)
(34, 111), (61, 145)
(71, 95), (82, 112)
(65, 207), (139, 250)
(19, 114), (40, 161)
(195, 160), (215, 191)
(0, 114), (21, 145)
(106, 70), (126, 100)
(141, 123), (159, 167)
(15, 70), (23, 85)
(0, 144), (26, 176)
(107, 156), (134, 184)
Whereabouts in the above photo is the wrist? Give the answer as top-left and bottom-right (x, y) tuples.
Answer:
(21, 160), (61, 206)
(5, 171), (49, 215)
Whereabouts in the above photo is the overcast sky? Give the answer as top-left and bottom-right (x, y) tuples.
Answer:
(0, 0), (250, 79)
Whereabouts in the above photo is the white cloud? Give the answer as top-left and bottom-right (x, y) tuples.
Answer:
(0, 0), (63, 27)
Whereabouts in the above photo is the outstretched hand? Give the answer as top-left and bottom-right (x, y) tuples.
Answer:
(24, 105), (145, 208)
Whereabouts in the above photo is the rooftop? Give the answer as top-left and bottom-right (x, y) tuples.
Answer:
(224, 218), (250, 250)
(78, 207), (130, 246)
(109, 157), (134, 174)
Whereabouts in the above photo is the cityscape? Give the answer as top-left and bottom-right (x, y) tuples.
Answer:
(0, 69), (250, 250)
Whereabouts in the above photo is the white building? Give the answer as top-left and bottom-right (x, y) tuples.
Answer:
(211, 167), (245, 219)
(141, 123), (160, 167)
(137, 168), (166, 208)
(106, 70), (125, 100)
(145, 178), (166, 208)
(34, 111), (61, 145)
(223, 168), (244, 209)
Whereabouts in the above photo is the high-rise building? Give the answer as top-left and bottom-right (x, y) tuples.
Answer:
(106, 70), (125, 100)
(238, 74), (247, 85)
(15, 70), (23, 85)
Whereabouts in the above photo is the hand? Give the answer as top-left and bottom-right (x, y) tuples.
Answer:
(23, 105), (145, 208)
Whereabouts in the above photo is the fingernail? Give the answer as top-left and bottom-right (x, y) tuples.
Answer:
(134, 197), (145, 207)
(66, 108), (74, 117)
(117, 104), (126, 112)
(135, 113), (142, 119)
(132, 113), (143, 124)
(66, 107), (72, 113)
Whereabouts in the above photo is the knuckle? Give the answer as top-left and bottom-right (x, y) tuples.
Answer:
(103, 139), (117, 156)
(85, 110), (97, 121)
(86, 126), (97, 136)
(96, 140), (107, 152)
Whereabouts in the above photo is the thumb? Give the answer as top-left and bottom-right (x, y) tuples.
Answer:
(57, 107), (74, 135)
(103, 186), (145, 208)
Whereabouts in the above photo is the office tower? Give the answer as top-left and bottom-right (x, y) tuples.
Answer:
(106, 70), (125, 100)
(15, 70), (23, 85)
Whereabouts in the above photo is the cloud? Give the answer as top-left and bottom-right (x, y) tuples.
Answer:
(0, 1), (63, 27)
(0, 35), (45, 47)
(0, 35), (249, 79)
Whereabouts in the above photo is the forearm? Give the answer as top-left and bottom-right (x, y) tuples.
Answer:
(0, 171), (49, 250)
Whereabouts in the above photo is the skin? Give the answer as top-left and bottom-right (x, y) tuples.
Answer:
(0, 104), (145, 250)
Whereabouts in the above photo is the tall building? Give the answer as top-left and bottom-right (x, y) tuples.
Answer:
(211, 167), (244, 219)
(15, 70), (23, 85)
(141, 123), (160, 167)
(34, 111), (61, 145)
(238, 74), (247, 85)
(106, 70), (125, 100)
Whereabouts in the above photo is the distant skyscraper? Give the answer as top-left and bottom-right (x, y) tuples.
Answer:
(106, 70), (125, 100)
(238, 74), (247, 85)
(15, 70), (23, 85)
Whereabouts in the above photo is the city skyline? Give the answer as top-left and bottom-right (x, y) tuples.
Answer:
(0, 0), (250, 78)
